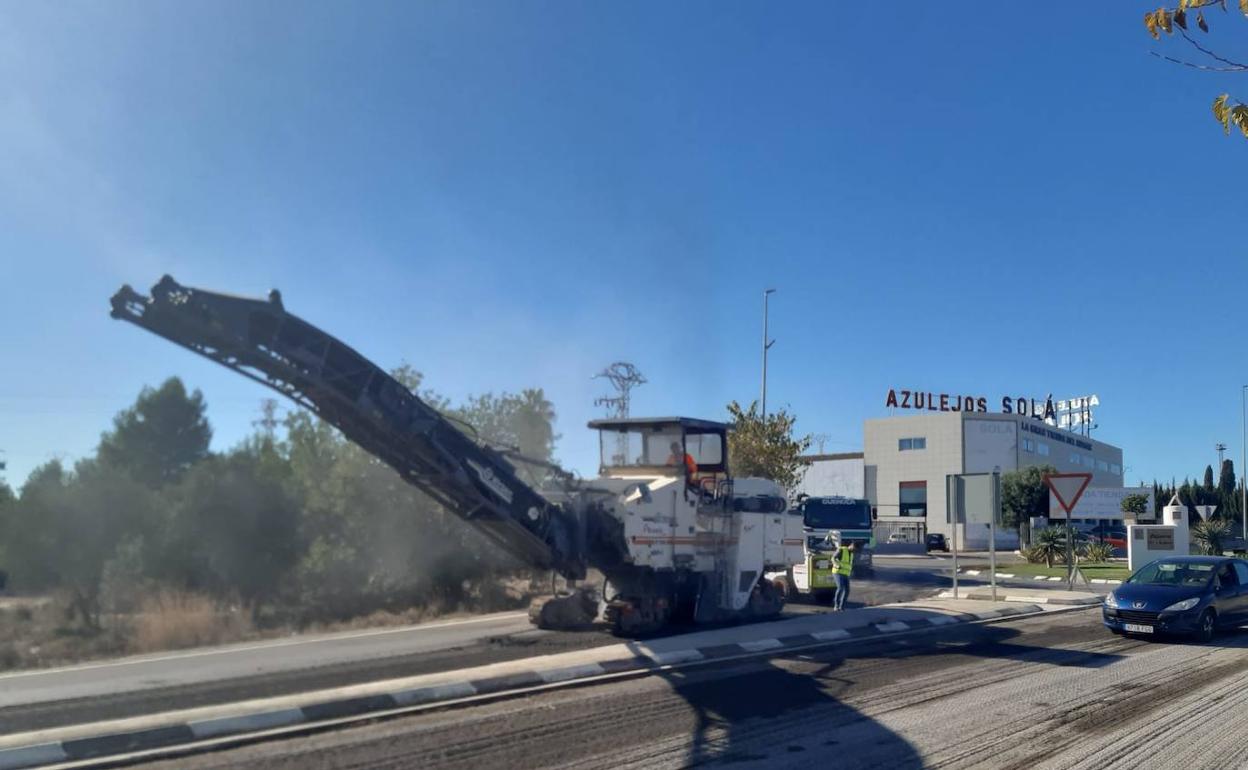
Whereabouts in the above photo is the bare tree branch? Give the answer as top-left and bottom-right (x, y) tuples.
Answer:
(1179, 28), (1248, 70)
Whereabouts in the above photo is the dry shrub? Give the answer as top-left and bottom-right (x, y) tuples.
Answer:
(132, 590), (252, 653)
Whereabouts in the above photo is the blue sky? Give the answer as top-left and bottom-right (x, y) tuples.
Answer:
(1, 2), (1245, 489)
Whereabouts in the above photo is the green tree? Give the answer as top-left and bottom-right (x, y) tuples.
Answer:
(0, 480), (15, 588)
(1204, 464), (1215, 491)
(158, 450), (302, 614)
(1121, 493), (1149, 517)
(1219, 459), (1236, 497)
(98, 378), (212, 487)
(1142, 1), (1248, 139)
(9, 460), (158, 628)
(1000, 465), (1057, 529)
(279, 373), (532, 620)
(455, 389), (559, 462)
(724, 401), (811, 490)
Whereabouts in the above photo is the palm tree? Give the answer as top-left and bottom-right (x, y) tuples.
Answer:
(1192, 517), (1232, 555)
(1032, 527), (1068, 568)
(1081, 540), (1114, 564)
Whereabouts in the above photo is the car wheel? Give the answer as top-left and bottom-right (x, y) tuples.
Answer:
(1195, 609), (1216, 643)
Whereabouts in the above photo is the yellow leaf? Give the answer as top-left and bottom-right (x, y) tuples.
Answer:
(1179, 0), (1188, 10)
(1159, 9), (1173, 33)
(1241, 0), (1248, 16)
(1233, 105), (1248, 138)
(1214, 94), (1231, 134)
(1145, 10), (1160, 38)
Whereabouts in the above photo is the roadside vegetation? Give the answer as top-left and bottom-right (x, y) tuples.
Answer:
(1017, 527), (1129, 580)
(0, 371), (554, 670)
(1006, 563), (1131, 581)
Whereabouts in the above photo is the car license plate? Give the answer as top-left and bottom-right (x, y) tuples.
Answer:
(1124, 623), (1154, 634)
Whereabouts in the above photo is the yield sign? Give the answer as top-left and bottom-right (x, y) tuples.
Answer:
(1044, 473), (1093, 516)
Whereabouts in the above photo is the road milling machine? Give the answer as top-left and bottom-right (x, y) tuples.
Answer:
(109, 276), (806, 635)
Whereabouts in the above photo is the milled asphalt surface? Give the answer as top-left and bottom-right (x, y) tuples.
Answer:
(130, 607), (1248, 770)
(0, 558), (1099, 735)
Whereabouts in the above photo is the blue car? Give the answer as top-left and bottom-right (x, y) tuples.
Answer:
(1103, 556), (1248, 642)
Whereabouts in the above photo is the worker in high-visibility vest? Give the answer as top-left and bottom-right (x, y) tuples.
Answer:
(832, 541), (858, 611)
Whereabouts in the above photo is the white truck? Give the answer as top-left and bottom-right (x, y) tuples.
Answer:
(766, 495), (875, 601)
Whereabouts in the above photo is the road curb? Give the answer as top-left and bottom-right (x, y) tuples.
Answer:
(938, 590), (1104, 607)
(0, 603), (1041, 770)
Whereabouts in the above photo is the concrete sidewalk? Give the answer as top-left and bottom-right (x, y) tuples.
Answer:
(0, 597), (1060, 770)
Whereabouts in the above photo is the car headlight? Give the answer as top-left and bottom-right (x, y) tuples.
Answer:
(1103, 593), (1119, 608)
(1163, 597), (1201, 613)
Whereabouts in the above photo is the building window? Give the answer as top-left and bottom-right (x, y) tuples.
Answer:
(1111, 463), (1121, 475)
(1037, 442), (1050, 457)
(1022, 438), (1035, 453)
(1084, 455), (1096, 469)
(1097, 459), (1109, 472)
(899, 437), (927, 451)
(1070, 452), (1081, 465)
(899, 481), (927, 517)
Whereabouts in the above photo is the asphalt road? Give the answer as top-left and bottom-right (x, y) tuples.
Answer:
(1, 563), (970, 734)
(130, 606), (1248, 770)
(2, 559), (1103, 738)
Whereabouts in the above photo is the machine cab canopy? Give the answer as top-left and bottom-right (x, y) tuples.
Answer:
(588, 417), (728, 475)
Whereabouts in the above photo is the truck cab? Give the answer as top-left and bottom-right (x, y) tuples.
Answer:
(589, 416), (730, 494)
(767, 495), (875, 602)
(799, 495), (875, 576)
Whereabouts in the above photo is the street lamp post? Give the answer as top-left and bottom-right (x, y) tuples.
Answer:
(761, 289), (776, 417)
(1241, 386), (1247, 543)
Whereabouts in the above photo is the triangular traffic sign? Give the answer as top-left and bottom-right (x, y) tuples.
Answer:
(1044, 473), (1093, 515)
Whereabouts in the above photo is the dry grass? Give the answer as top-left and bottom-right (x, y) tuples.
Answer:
(130, 590), (253, 653)
(0, 575), (540, 672)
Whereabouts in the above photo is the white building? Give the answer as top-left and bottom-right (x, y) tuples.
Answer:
(794, 452), (864, 499)
(864, 411), (1123, 546)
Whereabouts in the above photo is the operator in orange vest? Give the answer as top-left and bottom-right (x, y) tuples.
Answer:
(666, 440), (697, 486)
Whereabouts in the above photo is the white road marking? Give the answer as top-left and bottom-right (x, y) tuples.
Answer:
(649, 649), (705, 665)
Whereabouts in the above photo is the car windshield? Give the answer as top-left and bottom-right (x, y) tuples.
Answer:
(1128, 561), (1215, 587)
(802, 498), (871, 530)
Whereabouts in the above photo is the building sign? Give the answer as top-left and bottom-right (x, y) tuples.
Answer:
(1051, 486), (1152, 520)
(885, 389), (1101, 433)
(1055, 395), (1098, 430)
(964, 419), (1018, 474)
(1146, 529), (1174, 550)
